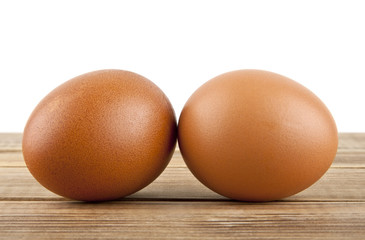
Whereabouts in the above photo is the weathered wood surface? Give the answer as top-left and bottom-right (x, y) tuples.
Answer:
(0, 133), (364, 239)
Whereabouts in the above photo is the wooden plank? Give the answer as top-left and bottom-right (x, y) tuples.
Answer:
(0, 152), (25, 167)
(0, 201), (364, 239)
(1, 159), (364, 202)
(338, 133), (365, 150)
(1, 133), (365, 201)
(0, 133), (22, 152)
(333, 152), (365, 167)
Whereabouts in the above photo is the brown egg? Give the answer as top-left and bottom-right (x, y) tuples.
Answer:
(178, 69), (338, 201)
(22, 69), (177, 201)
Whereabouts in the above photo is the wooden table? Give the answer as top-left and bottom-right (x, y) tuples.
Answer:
(0, 133), (364, 239)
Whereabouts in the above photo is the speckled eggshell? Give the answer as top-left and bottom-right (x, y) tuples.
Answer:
(178, 69), (338, 202)
(22, 69), (177, 201)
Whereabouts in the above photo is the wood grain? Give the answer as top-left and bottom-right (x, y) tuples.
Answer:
(1, 201), (364, 239)
(0, 133), (364, 239)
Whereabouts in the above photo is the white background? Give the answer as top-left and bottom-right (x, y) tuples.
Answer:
(0, 0), (364, 132)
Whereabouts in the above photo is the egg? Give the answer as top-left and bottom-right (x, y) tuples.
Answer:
(178, 69), (338, 201)
(22, 69), (177, 201)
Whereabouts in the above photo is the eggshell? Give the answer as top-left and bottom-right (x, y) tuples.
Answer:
(178, 69), (338, 201)
(22, 69), (177, 201)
